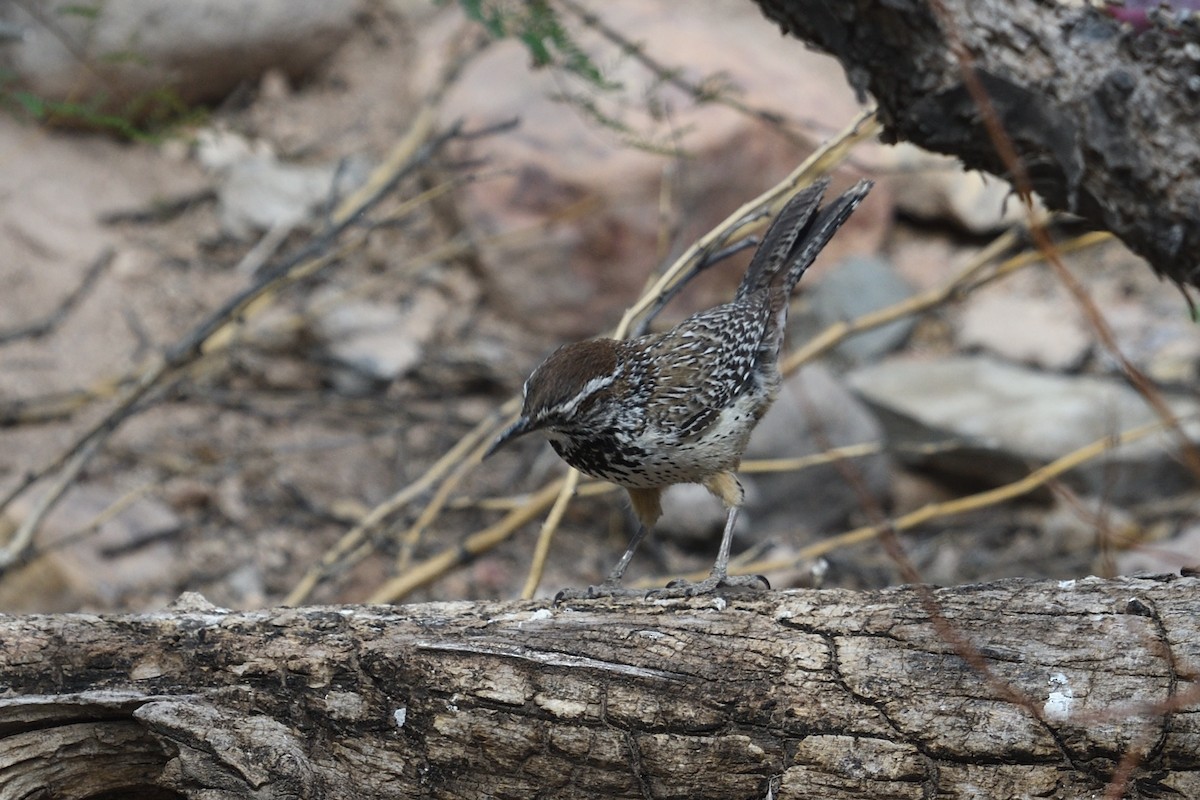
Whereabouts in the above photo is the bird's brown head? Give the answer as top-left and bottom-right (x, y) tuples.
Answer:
(485, 338), (622, 458)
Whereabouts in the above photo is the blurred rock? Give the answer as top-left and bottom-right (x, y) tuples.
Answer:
(0, 0), (356, 124)
(418, 1), (889, 338)
(1040, 496), (1140, 557)
(1114, 522), (1200, 577)
(217, 154), (342, 239)
(314, 289), (451, 393)
(655, 482), (752, 548)
(1089, 285), (1200, 385)
(194, 128), (371, 239)
(225, 563), (267, 607)
(216, 474), (252, 524)
(0, 485), (181, 612)
(805, 255), (916, 363)
(194, 127), (274, 172)
(880, 143), (1037, 233)
(958, 292), (1092, 371)
(742, 363), (889, 539)
(1147, 336), (1200, 385)
(847, 355), (1200, 502)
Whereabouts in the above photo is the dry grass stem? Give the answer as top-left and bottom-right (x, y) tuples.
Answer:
(521, 469), (582, 599)
(395, 433), (501, 574)
(368, 480), (566, 603)
(615, 109), (880, 340)
(740, 443), (883, 475)
(283, 406), (510, 605)
(782, 228), (1111, 375)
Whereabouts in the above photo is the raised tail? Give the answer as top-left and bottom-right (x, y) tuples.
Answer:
(736, 178), (874, 300)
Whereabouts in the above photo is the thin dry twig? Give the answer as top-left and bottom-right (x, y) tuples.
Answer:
(367, 480), (567, 602)
(10, 480), (163, 568)
(283, 406), (509, 606)
(395, 432), (501, 574)
(520, 469), (581, 599)
(1, 437), (103, 568)
(617, 109), (881, 340)
(0, 248), (114, 345)
(782, 228), (1112, 374)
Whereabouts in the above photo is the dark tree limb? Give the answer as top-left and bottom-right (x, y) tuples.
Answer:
(1, 577), (1197, 799)
(751, 0), (1200, 290)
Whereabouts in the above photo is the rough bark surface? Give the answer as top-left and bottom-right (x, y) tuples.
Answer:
(751, 0), (1200, 290)
(0, 577), (1197, 799)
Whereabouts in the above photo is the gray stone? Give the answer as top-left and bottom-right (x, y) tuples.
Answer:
(0, 0), (356, 121)
(217, 154), (343, 239)
(846, 355), (1200, 501)
(654, 482), (750, 548)
(880, 143), (1038, 233)
(807, 255), (916, 363)
(315, 290), (450, 393)
(958, 292), (1091, 371)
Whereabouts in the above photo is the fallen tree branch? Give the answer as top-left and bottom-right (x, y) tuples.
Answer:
(2, 576), (1197, 798)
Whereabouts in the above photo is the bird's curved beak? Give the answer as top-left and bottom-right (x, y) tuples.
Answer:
(483, 415), (533, 459)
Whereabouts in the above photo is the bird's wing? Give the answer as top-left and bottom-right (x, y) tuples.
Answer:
(639, 292), (772, 442)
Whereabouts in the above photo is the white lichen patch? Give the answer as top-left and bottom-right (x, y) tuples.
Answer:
(533, 694), (589, 718)
(491, 607), (555, 625)
(1044, 672), (1075, 721)
(634, 629), (666, 640)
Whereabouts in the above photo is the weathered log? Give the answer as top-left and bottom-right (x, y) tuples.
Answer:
(752, 0), (1200, 290)
(1, 576), (1197, 799)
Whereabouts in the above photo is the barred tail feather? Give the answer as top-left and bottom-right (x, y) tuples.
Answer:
(736, 178), (829, 300)
(780, 179), (873, 296)
(736, 178), (874, 300)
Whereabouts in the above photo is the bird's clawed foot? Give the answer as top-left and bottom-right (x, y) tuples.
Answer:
(650, 571), (771, 598)
(553, 580), (644, 604)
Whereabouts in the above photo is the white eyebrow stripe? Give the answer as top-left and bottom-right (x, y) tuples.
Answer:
(554, 367), (621, 418)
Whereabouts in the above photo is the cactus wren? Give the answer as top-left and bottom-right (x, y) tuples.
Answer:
(487, 177), (873, 597)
